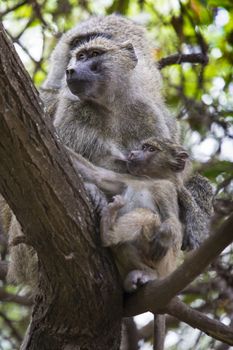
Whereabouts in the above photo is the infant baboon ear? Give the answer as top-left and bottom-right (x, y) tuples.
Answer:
(120, 41), (138, 68)
(174, 150), (189, 172)
(169, 146), (189, 172)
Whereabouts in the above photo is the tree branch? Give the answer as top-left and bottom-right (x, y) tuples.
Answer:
(153, 314), (165, 350)
(138, 316), (179, 342)
(0, 288), (32, 306)
(166, 297), (233, 346)
(0, 311), (23, 342)
(0, 22), (122, 350)
(0, 0), (27, 17)
(124, 213), (233, 316)
(158, 53), (208, 69)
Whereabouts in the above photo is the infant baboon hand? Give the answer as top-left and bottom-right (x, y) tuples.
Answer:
(151, 222), (173, 261)
(124, 270), (153, 293)
(109, 195), (125, 210)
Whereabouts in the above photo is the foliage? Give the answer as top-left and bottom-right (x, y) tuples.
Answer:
(0, 1), (232, 349)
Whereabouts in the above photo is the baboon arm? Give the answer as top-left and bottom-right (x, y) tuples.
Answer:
(66, 146), (130, 195)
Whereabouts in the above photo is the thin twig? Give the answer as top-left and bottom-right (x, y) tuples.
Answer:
(166, 298), (233, 346)
(0, 288), (32, 306)
(0, 0), (27, 17)
(158, 53), (208, 69)
(0, 311), (23, 342)
(153, 314), (165, 350)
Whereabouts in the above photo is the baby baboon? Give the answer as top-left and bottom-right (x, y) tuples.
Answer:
(68, 137), (189, 291)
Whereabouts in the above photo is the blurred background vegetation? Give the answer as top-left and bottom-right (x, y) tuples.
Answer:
(0, 0), (232, 349)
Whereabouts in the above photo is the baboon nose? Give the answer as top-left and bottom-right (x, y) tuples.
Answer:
(128, 151), (136, 160)
(90, 62), (99, 72)
(66, 68), (75, 79)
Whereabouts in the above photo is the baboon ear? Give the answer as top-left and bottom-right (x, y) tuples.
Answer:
(121, 41), (138, 68)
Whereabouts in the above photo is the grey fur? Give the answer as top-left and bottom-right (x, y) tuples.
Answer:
(41, 14), (178, 172)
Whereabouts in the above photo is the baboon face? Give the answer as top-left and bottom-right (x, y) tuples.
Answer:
(127, 138), (189, 177)
(66, 37), (138, 102)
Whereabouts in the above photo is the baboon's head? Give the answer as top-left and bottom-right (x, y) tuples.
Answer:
(127, 137), (189, 178)
(66, 36), (138, 103)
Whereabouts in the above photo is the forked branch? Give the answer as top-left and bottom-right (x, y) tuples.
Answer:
(166, 298), (233, 346)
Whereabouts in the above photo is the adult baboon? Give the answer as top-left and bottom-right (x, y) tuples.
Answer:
(5, 14), (212, 286)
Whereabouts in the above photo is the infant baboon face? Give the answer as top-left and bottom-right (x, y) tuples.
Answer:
(127, 137), (189, 178)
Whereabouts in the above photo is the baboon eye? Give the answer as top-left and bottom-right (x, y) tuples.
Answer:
(142, 144), (148, 151)
(77, 52), (86, 61)
(91, 50), (101, 57)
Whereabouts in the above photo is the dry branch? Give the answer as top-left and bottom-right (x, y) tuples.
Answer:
(158, 53), (208, 69)
(166, 298), (233, 346)
(0, 288), (32, 306)
(153, 314), (165, 350)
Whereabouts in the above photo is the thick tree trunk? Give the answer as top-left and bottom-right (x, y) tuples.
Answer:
(0, 23), (122, 350)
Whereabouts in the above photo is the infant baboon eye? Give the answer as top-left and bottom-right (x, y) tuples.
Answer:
(148, 146), (156, 152)
(77, 52), (86, 61)
(142, 144), (156, 152)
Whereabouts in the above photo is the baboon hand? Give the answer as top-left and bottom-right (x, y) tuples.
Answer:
(108, 195), (125, 211)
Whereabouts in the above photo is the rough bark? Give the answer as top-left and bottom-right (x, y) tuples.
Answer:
(0, 23), (122, 350)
